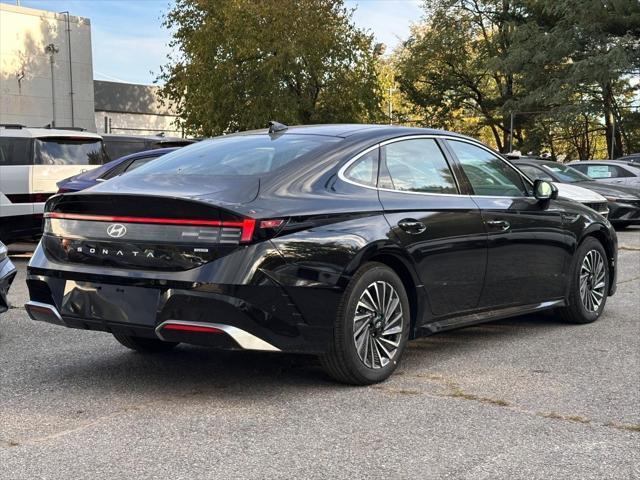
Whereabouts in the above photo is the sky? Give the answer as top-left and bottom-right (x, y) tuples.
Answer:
(13, 0), (424, 85)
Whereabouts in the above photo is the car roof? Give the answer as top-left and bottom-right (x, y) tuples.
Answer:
(113, 147), (180, 163)
(102, 134), (193, 143)
(235, 123), (470, 140)
(0, 125), (102, 140)
(569, 160), (638, 167)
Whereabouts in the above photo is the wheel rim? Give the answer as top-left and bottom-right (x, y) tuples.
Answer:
(353, 281), (403, 369)
(579, 249), (606, 313)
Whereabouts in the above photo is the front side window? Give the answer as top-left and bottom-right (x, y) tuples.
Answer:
(380, 139), (458, 194)
(344, 149), (378, 187)
(35, 138), (107, 165)
(448, 140), (528, 197)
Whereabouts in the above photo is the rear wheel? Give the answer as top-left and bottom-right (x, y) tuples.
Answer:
(113, 333), (179, 353)
(320, 262), (410, 385)
(557, 237), (609, 324)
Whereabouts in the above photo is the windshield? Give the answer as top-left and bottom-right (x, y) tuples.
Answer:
(131, 134), (340, 177)
(35, 138), (107, 165)
(539, 162), (593, 183)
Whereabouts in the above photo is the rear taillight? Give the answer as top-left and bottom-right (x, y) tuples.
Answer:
(43, 212), (285, 244)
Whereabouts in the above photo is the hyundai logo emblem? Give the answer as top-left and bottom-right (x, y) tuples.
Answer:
(106, 223), (127, 238)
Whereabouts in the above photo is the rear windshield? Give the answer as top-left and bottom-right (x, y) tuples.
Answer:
(131, 134), (340, 177)
(35, 138), (108, 165)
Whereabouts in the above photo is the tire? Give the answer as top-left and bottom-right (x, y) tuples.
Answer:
(113, 333), (179, 353)
(557, 237), (609, 324)
(320, 262), (411, 385)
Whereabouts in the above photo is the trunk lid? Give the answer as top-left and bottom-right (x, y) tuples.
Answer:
(43, 191), (259, 271)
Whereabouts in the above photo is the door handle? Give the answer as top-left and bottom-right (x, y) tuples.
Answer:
(398, 218), (427, 235)
(485, 220), (511, 231)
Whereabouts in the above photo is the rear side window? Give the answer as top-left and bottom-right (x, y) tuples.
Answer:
(133, 134), (340, 177)
(35, 138), (107, 165)
(449, 140), (528, 197)
(344, 149), (378, 187)
(0, 137), (32, 165)
(104, 140), (147, 160)
(380, 139), (458, 194)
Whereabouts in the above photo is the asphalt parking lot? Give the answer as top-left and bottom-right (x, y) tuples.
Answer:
(1, 229), (639, 480)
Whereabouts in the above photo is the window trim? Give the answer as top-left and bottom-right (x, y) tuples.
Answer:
(338, 134), (534, 199)
(338, 135), (465, 197)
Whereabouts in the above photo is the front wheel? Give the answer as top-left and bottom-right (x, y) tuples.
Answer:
(320, 262), (411, 385)
(557, 237), (609, 324)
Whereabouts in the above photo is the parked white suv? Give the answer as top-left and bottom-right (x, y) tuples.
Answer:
(0, 125), (107, 243)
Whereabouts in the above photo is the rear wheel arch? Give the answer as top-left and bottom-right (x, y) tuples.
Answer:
(360, 251), (421, 337)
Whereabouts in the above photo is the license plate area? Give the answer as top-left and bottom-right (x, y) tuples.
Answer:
(60, 281), (160, 326)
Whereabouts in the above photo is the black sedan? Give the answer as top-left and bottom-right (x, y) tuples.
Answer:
(0, 242), (16, 315)
(513, 158), (640, 229)
(25, 124), (618, 384)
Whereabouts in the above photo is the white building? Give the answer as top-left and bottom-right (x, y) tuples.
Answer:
(0, 3), (96, 131)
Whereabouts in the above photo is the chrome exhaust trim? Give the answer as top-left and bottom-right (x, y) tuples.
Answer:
(24, 301), (66, 326)
(155, 320), (281, 352)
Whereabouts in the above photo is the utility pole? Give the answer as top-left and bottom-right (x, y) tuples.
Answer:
(610, 119), (616, 159)
(45, 43), (59, 128)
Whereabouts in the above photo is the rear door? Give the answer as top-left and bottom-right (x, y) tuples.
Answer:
(445, 139), (571, 308)
(377, 137), (487, 319)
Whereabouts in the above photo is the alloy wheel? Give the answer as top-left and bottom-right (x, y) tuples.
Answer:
(579, 249), (606, 312)
(353, 281), (403, 369)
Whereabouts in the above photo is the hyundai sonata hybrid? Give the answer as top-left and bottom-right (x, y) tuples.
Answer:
(25, 124), (617, 384)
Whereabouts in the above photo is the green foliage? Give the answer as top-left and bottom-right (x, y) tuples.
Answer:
(158, 0), (383, 136)
(397, 0), (640, 158)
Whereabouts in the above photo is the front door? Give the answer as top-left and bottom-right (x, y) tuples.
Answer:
(377, 137), (487, 319)
(445, 139), (571, 308)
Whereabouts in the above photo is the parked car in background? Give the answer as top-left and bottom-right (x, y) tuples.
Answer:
(57, 147), (179, 193)
(614, 153), (640, 165)
(0, 125), (108, 244)
(513, 158), (640, 229)
(0, 241), (16, 315)
(102, 134), (195, 160)
(568, 160), (640, 187)
(26, 124), (617, 385)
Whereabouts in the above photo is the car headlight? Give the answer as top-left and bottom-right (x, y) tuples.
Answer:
(0, 243), (7, 262)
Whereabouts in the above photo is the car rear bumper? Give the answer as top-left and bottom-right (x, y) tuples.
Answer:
(26, 242), (341, 354)
(0, 257), (17, 314)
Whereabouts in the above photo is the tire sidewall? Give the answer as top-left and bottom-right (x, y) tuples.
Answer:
(570, 238), (609, 322)
(339, 264), (411, 383)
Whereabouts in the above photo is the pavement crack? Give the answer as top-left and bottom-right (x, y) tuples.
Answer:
(406, 371), (640, 434)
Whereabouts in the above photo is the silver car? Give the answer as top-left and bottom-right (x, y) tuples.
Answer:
(568, 160), (640, 188)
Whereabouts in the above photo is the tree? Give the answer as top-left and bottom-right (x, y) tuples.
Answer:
(504, 0), (640, 158)
(158, 0), (383, 136)
(396, 0), (527, 152)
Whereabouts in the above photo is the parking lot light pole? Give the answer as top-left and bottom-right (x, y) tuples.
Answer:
(45, 43), (59, 128)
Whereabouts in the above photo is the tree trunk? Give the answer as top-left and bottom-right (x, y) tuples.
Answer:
(602, 81), (624, 159)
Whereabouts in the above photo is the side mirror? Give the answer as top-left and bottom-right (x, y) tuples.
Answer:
(533, 179), (558, 201)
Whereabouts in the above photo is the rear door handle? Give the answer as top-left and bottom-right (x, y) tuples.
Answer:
(398, 218), (427, 234)
(485, 220), (511, 231)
